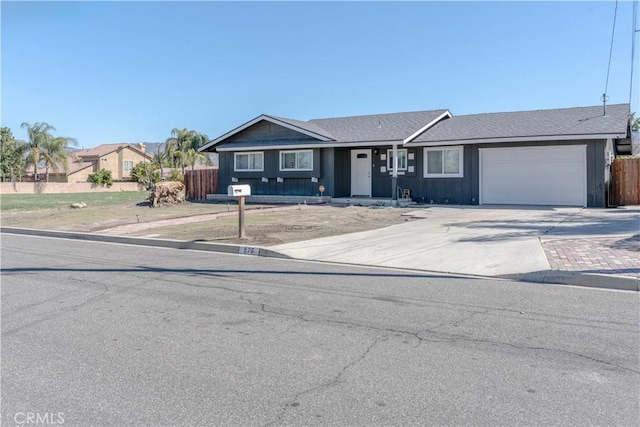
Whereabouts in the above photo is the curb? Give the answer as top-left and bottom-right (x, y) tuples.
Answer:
(502, 270), (639, 292)
(2, 227), (636, 292)
(0, 227), (291, 260)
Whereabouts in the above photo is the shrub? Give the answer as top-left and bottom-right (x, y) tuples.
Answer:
(168, 168), (183, 183)
(131, 162), (160, 190)
(90, 169), (113, 186)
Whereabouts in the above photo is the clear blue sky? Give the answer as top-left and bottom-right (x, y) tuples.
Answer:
(2, 1), (638, 148)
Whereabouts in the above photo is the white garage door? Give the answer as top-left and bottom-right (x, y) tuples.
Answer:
(480, 145), (586, 206)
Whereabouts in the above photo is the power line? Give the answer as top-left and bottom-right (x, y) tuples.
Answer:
(603, 0), (619, 115)
(630, 0), (638, 106)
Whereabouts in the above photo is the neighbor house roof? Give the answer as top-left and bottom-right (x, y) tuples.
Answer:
(411, 103), (630, 145)
(74, 143), (151, 159)
(25, 159), (93, 175)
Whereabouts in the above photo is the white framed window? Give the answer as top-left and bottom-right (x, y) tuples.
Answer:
(387, 149), (407, 171)
(234, 152), (264, 171)
(124, 160), (134, 171)
(280, 150), (313, 171)
(424, 146), (463, 178)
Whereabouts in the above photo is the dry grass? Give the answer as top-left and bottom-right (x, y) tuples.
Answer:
(1, 194), (413, 246)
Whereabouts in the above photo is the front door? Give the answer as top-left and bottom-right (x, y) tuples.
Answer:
(350, 149), (371, 197)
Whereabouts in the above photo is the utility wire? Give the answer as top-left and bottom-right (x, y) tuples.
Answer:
(603, 0), (619, 113)
(630, 0), (638, 106)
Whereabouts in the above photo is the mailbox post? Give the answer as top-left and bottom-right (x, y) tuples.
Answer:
(227, 185), (251, 238)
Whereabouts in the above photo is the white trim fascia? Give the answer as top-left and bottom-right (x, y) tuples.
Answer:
(215, 140), (405, 152)
(408, 133), (627, 147)
(402, 110), (452, 145)
(199, 114), (333, 152)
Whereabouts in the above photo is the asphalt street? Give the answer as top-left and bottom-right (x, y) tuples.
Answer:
(1, 234), (638, 426)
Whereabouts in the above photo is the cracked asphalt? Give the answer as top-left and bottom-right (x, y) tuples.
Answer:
(1, 234), (639, 426)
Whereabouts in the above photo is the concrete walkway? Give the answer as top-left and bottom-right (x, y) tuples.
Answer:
(272, 205), (640, 288)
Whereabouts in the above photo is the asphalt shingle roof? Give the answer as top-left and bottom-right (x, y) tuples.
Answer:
(206, 103), (630, 151)
(412, 104), (630, 143)
(307, 110), (450, 142)
(266, 115), (335, 140)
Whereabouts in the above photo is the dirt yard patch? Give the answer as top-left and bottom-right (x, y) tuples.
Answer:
(1, 199), (416, 246)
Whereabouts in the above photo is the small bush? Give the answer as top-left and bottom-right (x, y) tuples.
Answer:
(131, 162), (160, 190)
(90, 169), (113, 186)
(168, 168), (183, 183)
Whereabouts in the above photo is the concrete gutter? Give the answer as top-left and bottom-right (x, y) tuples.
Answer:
(2, 226), (636, 292)
(0, 227), (290, 260)
(502, 271), (639, 292)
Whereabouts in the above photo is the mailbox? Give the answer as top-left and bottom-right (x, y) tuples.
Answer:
(227, 184), (251, 197)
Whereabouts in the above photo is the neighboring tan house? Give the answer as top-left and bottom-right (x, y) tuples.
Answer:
(28, 143), (153, 182)
(200, 104), (631, 208)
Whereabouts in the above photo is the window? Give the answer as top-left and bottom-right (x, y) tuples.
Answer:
(280, 150), (313, 171)
(387, 149), (407, 171)
(124, 160), (134, 171)
(424, 146), (463, 178)
(234, 152), (264, 171)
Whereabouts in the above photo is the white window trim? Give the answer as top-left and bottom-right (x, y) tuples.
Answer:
(234, 151), (264, 172)
(279, 149), (313, 171)
(424, 146), (464, 178)
(386, 149), (408, 171)
(123, 160), (134, 171)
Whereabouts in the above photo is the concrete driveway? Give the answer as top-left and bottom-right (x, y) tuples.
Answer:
(271, 205), (639, 278)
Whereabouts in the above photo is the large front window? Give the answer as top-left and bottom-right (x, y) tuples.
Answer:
(234, 152), (263, 171)
(424, 146), (463, 177)
(123, 160), (134, 172)
(280, 150), (312, 171)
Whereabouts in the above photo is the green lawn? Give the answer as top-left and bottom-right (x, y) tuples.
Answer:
(0, 191), (149, 211)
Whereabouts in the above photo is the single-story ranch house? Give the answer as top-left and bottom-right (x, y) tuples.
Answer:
(199, 103), (631, 207)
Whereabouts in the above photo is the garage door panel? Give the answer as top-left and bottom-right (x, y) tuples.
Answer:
(480, 146), (586, 206)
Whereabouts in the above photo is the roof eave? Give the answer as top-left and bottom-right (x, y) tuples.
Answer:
(199, 114), (333, 152)
(215, 140), (405, 152)
(402, 110), (452, 145)
(408, 133), (628, 147)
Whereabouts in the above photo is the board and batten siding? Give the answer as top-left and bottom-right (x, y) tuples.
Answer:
(366, 140), (605, 207)
(223, 121), (319, 147)
(217, 138), (606, 207)
(218, 148), (329, 197)
(412, 140), (605, 207)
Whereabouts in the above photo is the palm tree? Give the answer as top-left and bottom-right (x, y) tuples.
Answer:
(184, 148), (206, 173)
(42, 136), (78, 182)
(151, 150), (167, 180)
(21, 122), (54, 181)
(21, 122), (77, 181)
(164, 128), (209, 174)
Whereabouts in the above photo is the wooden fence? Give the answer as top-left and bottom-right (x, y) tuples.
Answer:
(184, 168), (219, 201)
(611, 158), (640, 206)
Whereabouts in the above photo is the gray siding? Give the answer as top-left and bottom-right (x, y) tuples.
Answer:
(586, 140), (606, 207)
(219, 149), (327, 197)
(221, 121), (318, 149)
(333, 149), (351, 197)
(365, 140), (605, 207)
(219, 140), (606, 207)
